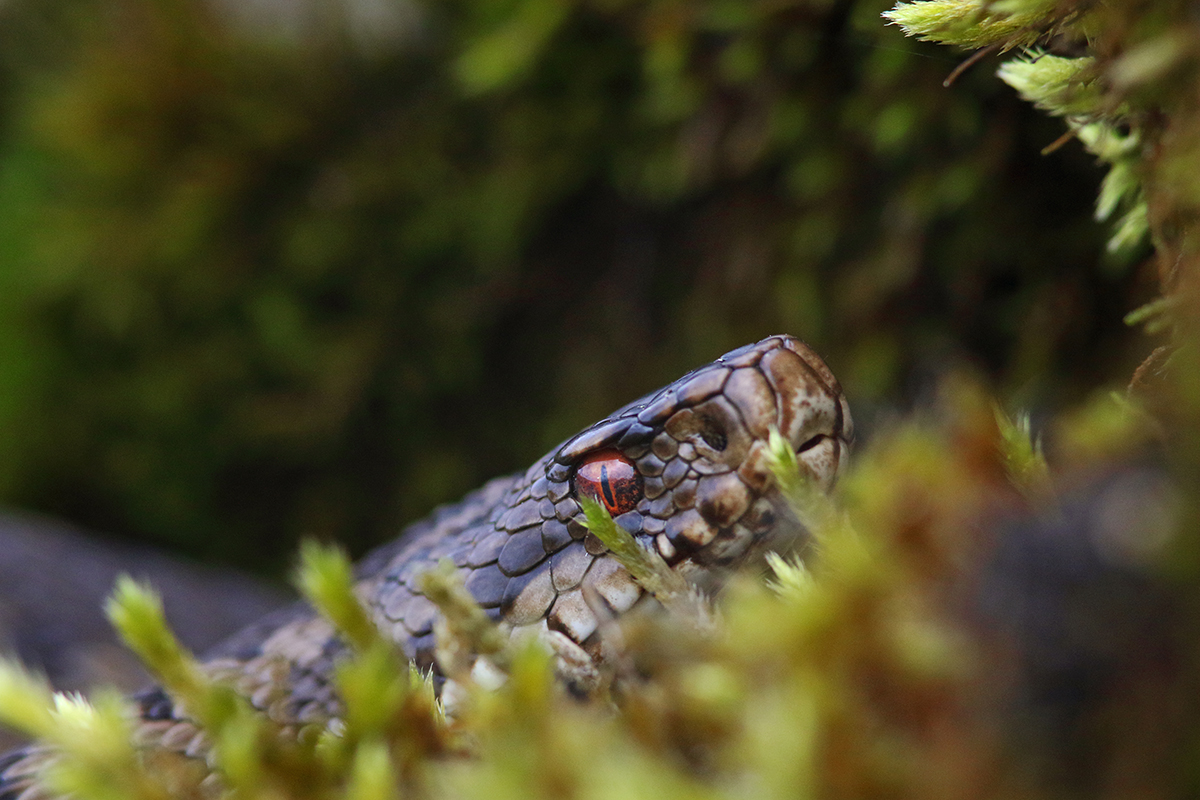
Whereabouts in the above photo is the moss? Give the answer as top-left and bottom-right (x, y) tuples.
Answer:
(888, 0), (1200, 354)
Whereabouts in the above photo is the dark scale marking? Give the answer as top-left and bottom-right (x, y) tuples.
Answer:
(401, 595), (439, 636)
(556, 418), (634, 463)
(549, 542), (591, 592)
(615, 511), (644, 535)
(541, 519), (573, 553)
(449, 543), (474, 567)
(636, 452), (665, 476)
(584, 532), (608, 556)
(464, 562), (509, 607)
(555, 497), (581, 519)
(499, 570), (541, 615)
(617, 421), (656, 448)
(648, 494), (674, 519)
(499, 527), (549, 576)
(500, 499), (544, 532)
(652, 433), (678, 460)
(623, 442), (651, 459)
(662, 457), (689, 488)
(643, 474), (666, 499)
(636, 389), (679, 426)
(675, 366), (730, 406)
(136, 687), (177, 721)
(673, 478), (698, 509)
(409, 633), (437, 672)
(468, 530), (509, 567)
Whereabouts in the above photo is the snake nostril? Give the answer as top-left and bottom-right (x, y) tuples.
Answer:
(698, 419), (727, 451)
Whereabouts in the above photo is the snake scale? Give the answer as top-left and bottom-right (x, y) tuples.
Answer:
(0, 335), (852, 799)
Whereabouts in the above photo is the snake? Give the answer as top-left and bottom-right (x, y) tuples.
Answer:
(0, 335), (851, 799)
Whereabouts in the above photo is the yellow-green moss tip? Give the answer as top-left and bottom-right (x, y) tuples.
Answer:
(883, 0), (1060, 51)
(297, 540), (380, 652)
(104, 577), (208, 704)
(994, 406), (1052, 499)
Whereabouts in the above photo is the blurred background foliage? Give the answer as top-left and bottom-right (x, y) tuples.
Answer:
(0, 0), (1153, 570)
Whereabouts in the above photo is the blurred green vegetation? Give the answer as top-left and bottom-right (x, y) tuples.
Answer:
(0, 0), (1149, 569)
(3, 382), (1195, 800)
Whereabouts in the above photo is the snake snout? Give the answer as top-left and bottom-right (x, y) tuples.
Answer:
(651, 336), (851, 568)
(757, 336), (852, 491)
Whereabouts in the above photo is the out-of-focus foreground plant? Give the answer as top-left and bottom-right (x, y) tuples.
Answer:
(885, 0), (1200, 400)
(2, 379), (1196, 799)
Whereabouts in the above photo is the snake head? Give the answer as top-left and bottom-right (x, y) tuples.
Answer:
(555, 335), (852, 581)
(368, 335), (851, 677)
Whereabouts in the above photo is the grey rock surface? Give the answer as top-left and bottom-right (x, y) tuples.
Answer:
(0, 508), (290, 731)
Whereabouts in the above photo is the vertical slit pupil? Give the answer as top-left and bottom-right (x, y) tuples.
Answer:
(574, 450), (643, 516)
(600, 465), (618, 510)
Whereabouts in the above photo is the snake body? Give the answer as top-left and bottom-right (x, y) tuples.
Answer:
(0, 335), (851, 798)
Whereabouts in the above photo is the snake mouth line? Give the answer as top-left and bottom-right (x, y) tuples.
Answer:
(798, 433), (831, 453)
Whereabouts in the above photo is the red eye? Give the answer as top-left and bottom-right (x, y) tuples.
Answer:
(574, 450), (642, 516)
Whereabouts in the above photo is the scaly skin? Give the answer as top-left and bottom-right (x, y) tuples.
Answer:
(0, 335), (851, 799)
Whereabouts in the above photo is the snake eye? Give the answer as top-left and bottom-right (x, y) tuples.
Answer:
(574, 450), (642, 516)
